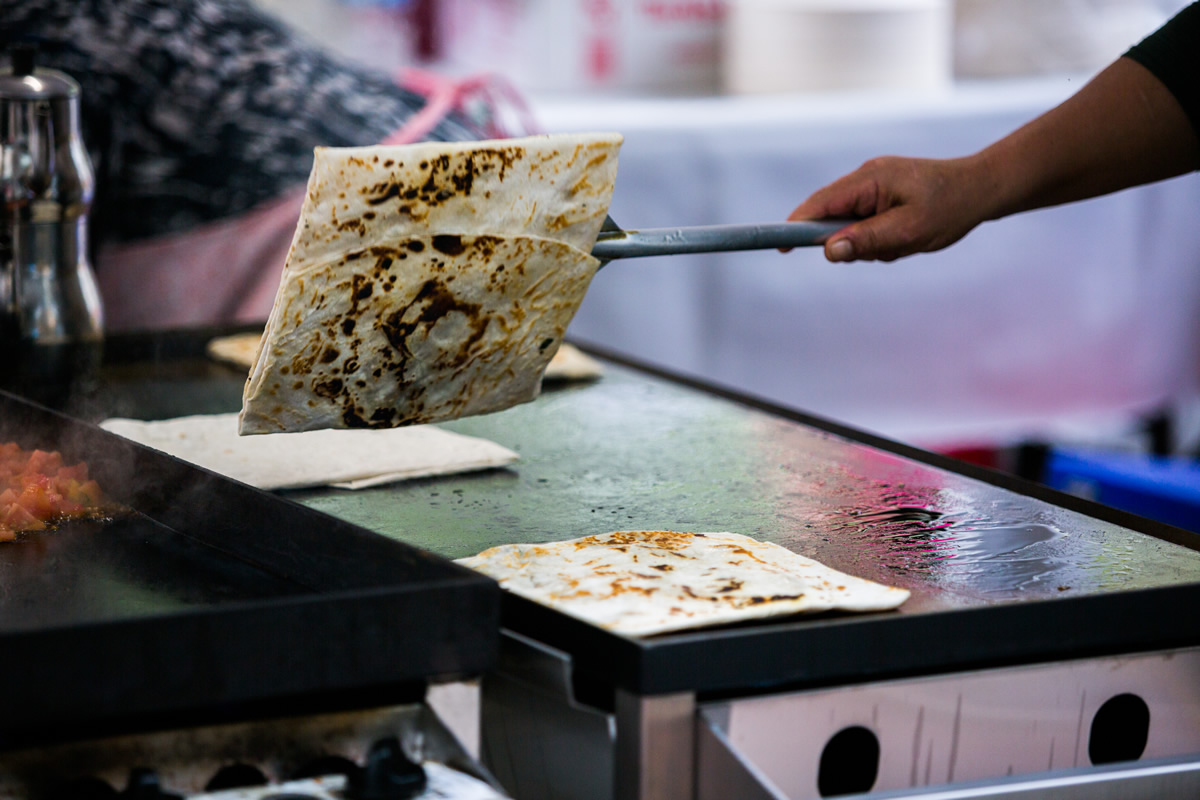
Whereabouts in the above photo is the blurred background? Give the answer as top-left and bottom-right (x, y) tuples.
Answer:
(251, 0), (1200, 526)
(251, 0), (1190, 95)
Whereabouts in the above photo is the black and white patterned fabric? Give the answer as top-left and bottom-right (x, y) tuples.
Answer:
(3, 0), (484, 245)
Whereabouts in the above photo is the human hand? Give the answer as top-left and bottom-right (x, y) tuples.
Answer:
(788, 155), (991, 263)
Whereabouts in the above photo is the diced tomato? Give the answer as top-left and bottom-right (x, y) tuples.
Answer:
(19, 472), (50, 489)
(2, 501), (44, 530)
(66, 479), (104, 506)
(55, 463), (88, 483)
(0, 443), (113, 540)
(56, 497), (85, 515)
(19, 483), (57, 520)
(26, 449), (63, 474)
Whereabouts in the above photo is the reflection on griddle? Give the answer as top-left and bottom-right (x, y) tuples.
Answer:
(0, 513), (306, 633)
(827, 483), (1080, 596)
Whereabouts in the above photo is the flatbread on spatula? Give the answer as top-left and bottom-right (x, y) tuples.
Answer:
(240, 132), (622, 435)
(211, 331), (601, 382)
(282, 133), (622, 275)
(457, 531), (910, 636)
(240, 234), (599, 434)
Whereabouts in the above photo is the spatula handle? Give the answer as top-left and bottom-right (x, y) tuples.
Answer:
(591, 220), (850, 261)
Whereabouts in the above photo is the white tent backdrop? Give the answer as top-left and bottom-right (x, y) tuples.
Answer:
(535, 79), (1200, 451)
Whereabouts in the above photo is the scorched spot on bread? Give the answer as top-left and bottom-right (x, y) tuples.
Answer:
(240, 233), (599, 434)
(239, 132), (622, 434)
(457, 531), (911, 636)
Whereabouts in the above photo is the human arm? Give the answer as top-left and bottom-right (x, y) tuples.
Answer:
(789, 13), (1200, 263)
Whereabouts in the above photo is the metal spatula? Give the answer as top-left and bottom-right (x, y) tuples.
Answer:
(590, 216), (848, 265)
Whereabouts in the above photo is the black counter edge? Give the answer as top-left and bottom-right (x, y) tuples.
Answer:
(0, 578), (500, 750)
(506, 581), (1200, 697)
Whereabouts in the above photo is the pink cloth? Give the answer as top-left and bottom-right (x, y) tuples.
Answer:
(97, 71), (535, 331)
(97, 188), (304, 331)
(383, 68), (537, 145)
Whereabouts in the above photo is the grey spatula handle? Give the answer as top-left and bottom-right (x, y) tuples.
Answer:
(591, 220), (848, 261)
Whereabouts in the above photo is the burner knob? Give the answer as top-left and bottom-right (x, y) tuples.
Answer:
(120, 769), (182, 800)
(346, 737), (426, 800)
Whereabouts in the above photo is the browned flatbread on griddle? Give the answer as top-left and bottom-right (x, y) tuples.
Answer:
(457, 531), (911, 636)
(206, 333), (261, 369)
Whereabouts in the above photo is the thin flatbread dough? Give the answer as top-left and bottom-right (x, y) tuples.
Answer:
(240, 234), (599, 434)
(283, 133), (623, 276)
(457, 531), (910, 636)
(101, 413), (518, 491)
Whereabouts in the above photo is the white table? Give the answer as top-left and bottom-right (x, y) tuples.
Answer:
(533, 78), (1200, 451)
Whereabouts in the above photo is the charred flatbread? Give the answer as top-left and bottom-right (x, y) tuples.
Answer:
(240, 234), (599, 434)
(240, 132), (621, 435)
(457, 531), (910, 636)
(209, 333), (599, 381)
(283, 133), (622, 275)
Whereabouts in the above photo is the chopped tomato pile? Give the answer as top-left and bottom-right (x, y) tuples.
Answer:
(1, 443), (114, 542)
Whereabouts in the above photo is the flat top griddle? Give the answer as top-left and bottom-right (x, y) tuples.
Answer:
(0, 384), (499, 748)
(80, 327), (1200, 698)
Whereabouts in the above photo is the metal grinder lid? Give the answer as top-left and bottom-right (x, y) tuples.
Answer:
(1, 45), (81, 102)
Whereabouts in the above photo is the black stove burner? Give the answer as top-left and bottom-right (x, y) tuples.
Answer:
(40, 736), (430, 800)
(7, 702), (488, 800)
(47, 776), (118, 800)
(205, 763), (269, 792)
(346, 738), (427, 800)
(122, 769), (183, 800)
(48, 768), (185, 800)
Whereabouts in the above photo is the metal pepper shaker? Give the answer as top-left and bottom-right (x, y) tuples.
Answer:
(1, 46), (104, 405)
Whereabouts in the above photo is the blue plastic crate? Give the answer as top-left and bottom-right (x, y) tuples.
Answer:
(1044, 447), (1200, 533)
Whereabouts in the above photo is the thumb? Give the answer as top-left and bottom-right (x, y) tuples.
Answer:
(825, 235), (856, 262)
(824, 218), (884, 262)
(786, 197), (851, 254)
(824, 212), (906, 262)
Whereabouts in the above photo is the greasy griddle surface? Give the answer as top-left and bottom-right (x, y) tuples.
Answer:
(0, 514), (303, 632)
(81, 331), (1200, 696)
(0, 388), (498, 745)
